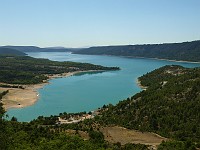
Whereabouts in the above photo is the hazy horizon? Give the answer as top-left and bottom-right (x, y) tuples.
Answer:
(1, 0), (200, 47)
(1, 39), (200, 49)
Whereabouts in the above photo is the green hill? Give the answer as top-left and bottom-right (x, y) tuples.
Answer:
(74, 40), (200, 62)
(0, 55), (119, 84)
(99, 65), (200, 143)
(0, 47), (26, 56)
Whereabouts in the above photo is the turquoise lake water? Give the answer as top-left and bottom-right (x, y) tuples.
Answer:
(7, 52), (200, 122)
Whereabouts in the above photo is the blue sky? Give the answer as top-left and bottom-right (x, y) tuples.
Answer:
(0, 0), (200, 47)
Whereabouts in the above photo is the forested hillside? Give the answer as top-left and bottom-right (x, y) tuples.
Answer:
(98, 65), (200, 144)
(0, 55), (119, 84)
(74, 40), (200, 62)
(0, 101), (148, 150)
(0, 47), (26, 56)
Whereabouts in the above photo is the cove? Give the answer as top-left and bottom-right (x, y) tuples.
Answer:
(7, 52), (200, 122)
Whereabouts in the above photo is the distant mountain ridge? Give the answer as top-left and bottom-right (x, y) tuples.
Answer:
(0, 47), (26, 56)
(74, 40), (200, 62)
(2, 40), (200, 62)
(2, 46), (71, 52)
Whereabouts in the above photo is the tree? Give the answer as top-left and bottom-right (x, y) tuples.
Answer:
(11, 116), (18, 122)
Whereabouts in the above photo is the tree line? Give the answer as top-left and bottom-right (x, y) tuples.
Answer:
(0, 55), (119, 84)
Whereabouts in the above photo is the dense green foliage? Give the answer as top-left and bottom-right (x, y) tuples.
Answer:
(74, 40), (200, 62)
(158, 140), (199, 150)
(0, 84), (24, 89)
(0, 55), (119, 84)
(97, 65), (200, 144)
(0, 47), (26, 56)
(0, 113), (148, 149)
(0, 90), (9, 101)
(0, 92), (6, 118)
(158, 140), (197, 150)
(0, 121), (104, 150)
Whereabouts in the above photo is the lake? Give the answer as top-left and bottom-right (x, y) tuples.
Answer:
(7, 52), (200, 122)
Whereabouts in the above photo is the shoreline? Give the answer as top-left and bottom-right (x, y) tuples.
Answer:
(136, 78), (147, 90)
(1, 70), (103, 111)
(91, 54), (200, 64)
(121, 55), (200, 64)
(1, 83), (48, 110)
(147, 57), (200, 64)
(72, 52), (200, 64)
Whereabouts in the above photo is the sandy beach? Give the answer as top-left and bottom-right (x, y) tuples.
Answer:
(1, 83), (46, 110)
(136, 78), (147, 90)
(1, 70), (100, 111)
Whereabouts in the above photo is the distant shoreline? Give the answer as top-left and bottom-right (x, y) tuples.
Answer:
(117, 55), (200, 64)
(146, 57), (200, 64)
(1, 70), (104, 111)
(76, 53), (200, 64)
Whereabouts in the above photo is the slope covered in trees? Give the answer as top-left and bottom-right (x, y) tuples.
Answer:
(74, 40), (200, 62)
(0, 104), (148, 150)
(0, 47), (26, 56)
(0, 55), (119, 84)
(98, 65), (200, 144)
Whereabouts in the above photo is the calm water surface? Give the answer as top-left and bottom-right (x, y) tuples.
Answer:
(7, 52), (200, 121)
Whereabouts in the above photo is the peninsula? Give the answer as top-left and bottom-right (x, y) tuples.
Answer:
(0, 55), (119, 110)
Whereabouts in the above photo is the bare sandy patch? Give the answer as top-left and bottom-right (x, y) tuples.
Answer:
(1, 83), (46, 110)
(100, 126), (167, 147)
(1, 70), (103, 110)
